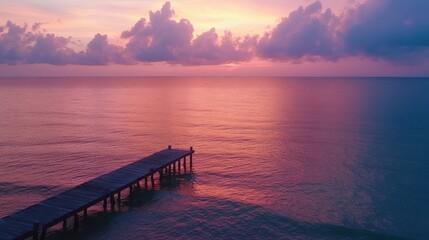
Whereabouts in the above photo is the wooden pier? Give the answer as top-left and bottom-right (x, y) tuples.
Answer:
(0, 146), (194, 240)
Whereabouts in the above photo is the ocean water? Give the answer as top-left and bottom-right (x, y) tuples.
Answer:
(0, 77), (428, 239)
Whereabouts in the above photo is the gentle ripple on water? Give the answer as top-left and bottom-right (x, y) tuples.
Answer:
(0, 77), (428, 239)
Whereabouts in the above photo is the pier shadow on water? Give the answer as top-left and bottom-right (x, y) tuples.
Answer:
(50, 196), (410, 240)
(45, 171), (196, 240)
(44, 170), (409, 240)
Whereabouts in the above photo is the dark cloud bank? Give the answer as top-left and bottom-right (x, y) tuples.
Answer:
(1, 0), (428, 66)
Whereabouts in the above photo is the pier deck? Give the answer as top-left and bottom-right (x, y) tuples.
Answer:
(0, 146), (194, 240)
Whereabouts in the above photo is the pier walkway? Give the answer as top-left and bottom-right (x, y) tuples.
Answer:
(0, 146), (194, 240)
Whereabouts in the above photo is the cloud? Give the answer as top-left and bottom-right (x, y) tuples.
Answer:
(256, 1), (340, 62)
(0, 21), (76, 65)
(0, 2), (254, 66)
(257, 0), (429, 64)
(1, 1), (429, 66)
(121, 2), (253, 65)
(121, 2), (193, 62)
(0, 21), (32, 64)
(342, 0), (429, 63)
(78, 33), (133, 65)
(27, 33), (75, 65)
(180, 28), (256, 65)
(0, 21), (133, 65)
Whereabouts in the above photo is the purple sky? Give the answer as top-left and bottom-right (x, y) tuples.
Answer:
(1, 0), (429, 76)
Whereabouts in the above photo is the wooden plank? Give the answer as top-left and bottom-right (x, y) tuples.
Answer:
(0, 217), (32, 239)
(0, 148), (193, 239)
(58, 192), (99, 203)
(10, 209), (57, 225)
(103, 171), (140, 181)
(115, 167), (147, 175)
(39, 201), (76, 213)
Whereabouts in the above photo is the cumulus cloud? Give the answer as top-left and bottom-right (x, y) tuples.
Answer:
(257, 0), (429, 64)
(121, 2), (193, 62)
(27, 33), (75, 65)
(0, 21), (27, 64)
(0, 21), (78, 65)
(182, 29), (256, 65)
(0, 2), (254, 66)
(257, 1), (340, 62)
(1, 1), (429, 66)
(0, 21), (132, 65)
(79, 33), (133, 65)
(342, 0), (429, 63)
(121, 2), (254, 65)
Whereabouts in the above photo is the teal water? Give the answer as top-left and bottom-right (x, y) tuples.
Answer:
(0, 77), (428, 239)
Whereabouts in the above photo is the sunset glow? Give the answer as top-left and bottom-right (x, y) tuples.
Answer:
(1, 0), (429, 76)
(1, 1), (428, 239)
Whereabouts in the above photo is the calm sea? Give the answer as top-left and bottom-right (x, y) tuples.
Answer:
(0, 77), (428, 239)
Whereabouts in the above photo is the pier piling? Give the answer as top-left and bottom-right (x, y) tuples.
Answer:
(0, 147), (194, 239)
(73, 214), (79, 231)
(32, 222), (39, 240)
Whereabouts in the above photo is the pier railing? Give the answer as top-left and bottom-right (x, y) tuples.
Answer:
(0, 146), (194, 240)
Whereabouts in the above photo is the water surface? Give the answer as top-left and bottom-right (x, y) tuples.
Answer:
(0, 77), (428, 239)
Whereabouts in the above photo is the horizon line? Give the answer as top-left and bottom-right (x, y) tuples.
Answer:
(1, 75), (428, 79)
